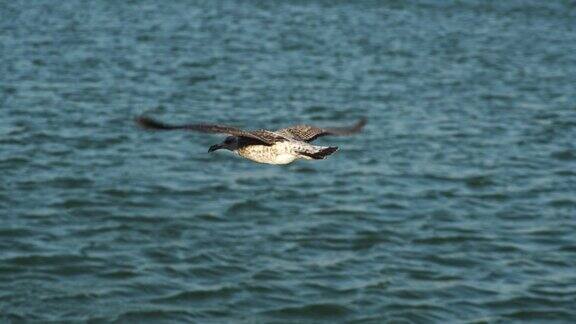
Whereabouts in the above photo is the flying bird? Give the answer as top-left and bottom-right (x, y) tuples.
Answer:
(136, 116), (366, 165)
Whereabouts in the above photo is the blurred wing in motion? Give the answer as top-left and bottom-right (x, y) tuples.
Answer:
(136, 116), (282, 145)
(278, 117), (367, 142)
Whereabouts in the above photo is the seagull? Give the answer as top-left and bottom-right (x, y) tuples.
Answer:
(136, 116), (366, 165)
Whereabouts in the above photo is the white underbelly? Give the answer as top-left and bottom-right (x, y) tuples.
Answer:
(240, 152), (297, 165)
(237, 144), (299, 165)
(269, 153), (298, 165)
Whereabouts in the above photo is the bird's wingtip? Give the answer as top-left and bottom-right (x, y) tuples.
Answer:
(135, 115), (170, 130)
(352, 117), (367, 132)
(135, 115), (150, 128)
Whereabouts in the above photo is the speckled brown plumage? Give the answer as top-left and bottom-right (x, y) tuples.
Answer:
(136, 116), (366, 165)
(277, 117), (367, 142)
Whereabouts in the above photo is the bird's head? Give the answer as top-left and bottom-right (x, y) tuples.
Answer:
(208, 136), (238, 153)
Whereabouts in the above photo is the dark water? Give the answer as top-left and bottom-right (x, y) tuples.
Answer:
(2, 0), (576, 322)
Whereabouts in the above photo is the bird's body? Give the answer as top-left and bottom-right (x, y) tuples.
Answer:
(136, 116), (365, 165)
(237, 142), (299, 165)
(236, 139), (335, 165)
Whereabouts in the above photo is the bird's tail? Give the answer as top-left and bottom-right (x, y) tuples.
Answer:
(298, 146), (338, 160)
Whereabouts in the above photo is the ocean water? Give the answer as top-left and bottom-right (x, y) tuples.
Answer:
(1, 0), (576, 322)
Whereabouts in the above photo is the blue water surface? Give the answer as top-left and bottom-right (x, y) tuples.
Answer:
(1, 0), (576, 322)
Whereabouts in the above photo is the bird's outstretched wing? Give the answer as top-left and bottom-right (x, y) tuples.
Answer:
(278, 118), (367, 142)
(136, 116), (283, 145)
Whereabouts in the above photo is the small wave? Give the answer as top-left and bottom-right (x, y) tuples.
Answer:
(503, 310), (574, 321)
(98, 270), (140, 280)
(113, 309), (193, 323)
(465, 175), (496, 188)
(548, 198), (576, 208)
(0, 156), (29, 166)
(378, 202), (407, 210)
(195, 213), (226, 223)
(262, 303), (353, 319)
(179, 58), (219, 69)
(0, 228), (36, 238)
(413, 235), (489, 245)
(225, 200), (274, 215)
(153, 286), (239, 304)
(551, 149), (575, 161)
(423, 254), (482, 268)
(48, 198), (103, 209)
(45, 176), (94, 189)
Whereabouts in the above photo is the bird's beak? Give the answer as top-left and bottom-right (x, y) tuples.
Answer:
(208, 144), (223, 153)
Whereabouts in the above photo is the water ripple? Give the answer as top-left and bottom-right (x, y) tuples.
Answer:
(2, 0), (576, 322)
